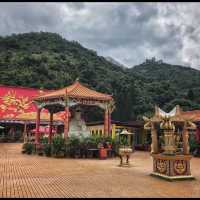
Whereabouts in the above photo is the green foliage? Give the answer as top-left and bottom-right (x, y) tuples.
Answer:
(37, 145), (44, 156)
(43, 143), (51, 157)
(187, 89), (195, 101)
(83, 135), (97, 149)
(40, 136), (48, 144)
(65, 134), (117, 158)
(67, 135), (80, 147)
(22, 142), (34, 154)
(52, 134), (65, 157)
(1, 32), (200, 121)
(66, 135), (81, 158)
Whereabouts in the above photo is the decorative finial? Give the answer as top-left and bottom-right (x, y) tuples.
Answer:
(155, 105), (159, 116)
(175, 105), (181, 115)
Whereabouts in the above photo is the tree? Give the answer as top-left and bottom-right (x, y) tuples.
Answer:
(187, 89), (195, 101)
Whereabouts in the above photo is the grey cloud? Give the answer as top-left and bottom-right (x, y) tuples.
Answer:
(65, 2), (85, 10)
(0, 2), (199, 69)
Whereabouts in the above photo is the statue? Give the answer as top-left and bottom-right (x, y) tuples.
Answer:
(68, 107), (90, 138)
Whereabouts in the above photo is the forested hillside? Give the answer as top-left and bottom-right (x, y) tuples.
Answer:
(0, 32), (200, 121)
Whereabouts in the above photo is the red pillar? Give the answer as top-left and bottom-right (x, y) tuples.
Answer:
(35, 108), (41, 144)
(23, 122), (27, 143)
(48, 112), (53, 144)
(108, 110), (111, 137)
(104, 109), (111, 137)
(64, 107), (69, 139)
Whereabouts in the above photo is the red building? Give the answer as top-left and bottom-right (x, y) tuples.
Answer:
(182, 110), (200, 143)
(0, 85), (64, 142)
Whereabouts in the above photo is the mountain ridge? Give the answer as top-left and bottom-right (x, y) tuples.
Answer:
(0, 31), (200, 121)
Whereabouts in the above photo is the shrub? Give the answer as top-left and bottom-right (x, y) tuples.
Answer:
(36, 144), (44, 156)
(84, 135), (98, 149)
(22, 142), (34, 154)
(52, 134), (65, 157)
(67, 135), (80, 158)
(40, 136), (48, 144)
(44, 143), (51, 157)
(21, 143), (27, 154)
(104, 136), (113, 144)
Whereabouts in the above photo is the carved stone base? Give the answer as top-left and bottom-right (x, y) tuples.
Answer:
(150, 172), (194, 181)
(151, 153), (194, 181)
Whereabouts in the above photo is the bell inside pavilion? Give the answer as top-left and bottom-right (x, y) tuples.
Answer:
(33, 79), (115, 144)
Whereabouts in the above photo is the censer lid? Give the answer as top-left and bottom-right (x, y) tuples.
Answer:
(120, 129), (134, 135)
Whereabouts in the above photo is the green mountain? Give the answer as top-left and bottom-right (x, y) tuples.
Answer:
(0, 32), (200, 121)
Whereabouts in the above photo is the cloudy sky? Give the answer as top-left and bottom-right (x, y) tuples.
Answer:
(0, 2), (200, 69)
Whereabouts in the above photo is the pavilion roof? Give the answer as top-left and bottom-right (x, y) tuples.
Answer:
(181, 110), (200, 122)
(35, 81), (112, 101)
(149, 105), (195, 123)
(14, 112), (63, 121)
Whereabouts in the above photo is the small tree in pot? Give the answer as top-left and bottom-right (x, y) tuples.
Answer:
(52, 134), (65, 158)
(68, 135), (80, 158)
(22, 142), (34, 155)
(41, 137), (52, 157)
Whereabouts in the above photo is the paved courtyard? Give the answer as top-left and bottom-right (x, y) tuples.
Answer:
(0, 143), (200, 198)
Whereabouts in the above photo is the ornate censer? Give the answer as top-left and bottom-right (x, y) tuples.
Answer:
(143, 105), (196, 181)
(118, 129), (134, 167)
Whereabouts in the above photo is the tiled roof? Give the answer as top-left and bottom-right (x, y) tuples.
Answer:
(35, 81), (112, 101)
(86, 120), (144, 127)
(181, 110), (200, 122)
(15, 112), (63, 121)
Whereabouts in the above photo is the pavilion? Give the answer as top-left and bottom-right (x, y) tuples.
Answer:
(33, 80), (115, 144)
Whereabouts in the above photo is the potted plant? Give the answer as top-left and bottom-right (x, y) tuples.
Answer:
(79, 140), (87, 158)
(22, 143), (27, 154)
(68, 135), (80, 158)
(22, 142), (34, 155)
(43, 143), (52, 157)
(37, 144), (44, 156)
(52, 135), (65, 158)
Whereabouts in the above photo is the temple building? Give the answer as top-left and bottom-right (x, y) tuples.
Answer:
(87, 120), (144, 146)
(182, 110), (200, 123)
(2, 82), (200, 148)
(0, 85), (64, 142)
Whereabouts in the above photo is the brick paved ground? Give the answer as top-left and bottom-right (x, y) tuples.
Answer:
(0, 143), (200, 198)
